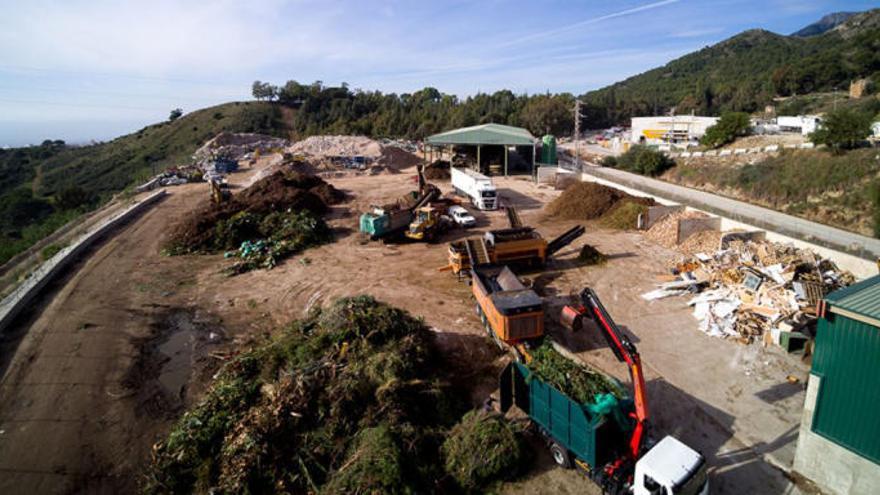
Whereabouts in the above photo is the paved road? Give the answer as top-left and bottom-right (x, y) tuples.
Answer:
(561, 157), (880, 261)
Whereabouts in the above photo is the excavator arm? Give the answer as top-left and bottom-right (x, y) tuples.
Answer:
(561, 288), (649, 460)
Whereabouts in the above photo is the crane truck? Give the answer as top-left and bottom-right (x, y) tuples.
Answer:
(500, 287), (709, 495)
(359, 165), (440, 240)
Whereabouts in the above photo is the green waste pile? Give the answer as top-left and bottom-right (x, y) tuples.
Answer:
(578, 244), (607, 266)
(528, 344), (624, 405)
(164, 171), (339, 273)
(599, 201), (650, 230)
(145, 296), (525, 494)
(442, 410), (526, 492)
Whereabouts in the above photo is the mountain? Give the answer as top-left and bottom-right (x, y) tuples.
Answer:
(792, 12), (856, 37)
(0, 101), (287, 263)
(580, 9), (880, 127)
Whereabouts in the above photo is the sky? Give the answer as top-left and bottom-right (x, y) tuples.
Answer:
(0, 0), (877, 146)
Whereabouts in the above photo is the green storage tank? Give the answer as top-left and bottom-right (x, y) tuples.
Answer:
(541, 135), (557, 165)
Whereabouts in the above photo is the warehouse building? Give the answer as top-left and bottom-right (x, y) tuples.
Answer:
(425, 123), (537, 176)
(629, 115), (718, 146)
(793, 275), (880, 494)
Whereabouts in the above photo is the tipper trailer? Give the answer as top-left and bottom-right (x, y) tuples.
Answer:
(499, 287), (709, 494)
(472, 265), (544, 359)
(451, 167), (498, 210)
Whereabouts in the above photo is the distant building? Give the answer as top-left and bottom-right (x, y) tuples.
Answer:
(630, 115), (718, 146)
(777, 115), (821, 136)
(793, 275), (880, 494)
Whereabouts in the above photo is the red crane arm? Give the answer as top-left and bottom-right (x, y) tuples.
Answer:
(574, 288), (649, 460)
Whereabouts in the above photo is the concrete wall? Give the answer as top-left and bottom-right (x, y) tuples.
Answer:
(0, 190), (166, 335)
(644, 205), (685, 229)
(677, 217), (721, 243)
(579, 173), (877, 279)
(793, 375), (880, 495)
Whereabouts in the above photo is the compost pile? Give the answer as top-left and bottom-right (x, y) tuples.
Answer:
(145, 296), (524, 494)
(528, 344), (623, 404)
(423, 159), (451, 180)
(642, 240), (855, 345)
(599, 201), (651, 230)
(546, 182), (653, 220)
(164, 171), (342, 273)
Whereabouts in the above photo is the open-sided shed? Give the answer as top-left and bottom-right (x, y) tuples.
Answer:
(425, 123), (537, 176)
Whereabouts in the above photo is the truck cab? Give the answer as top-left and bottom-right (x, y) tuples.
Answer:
(633, 436), (708, 495)
(474, 187), (497, 210)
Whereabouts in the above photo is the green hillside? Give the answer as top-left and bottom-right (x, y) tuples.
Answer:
(580, 9), (880, 127)
(0, 101), (285, 264)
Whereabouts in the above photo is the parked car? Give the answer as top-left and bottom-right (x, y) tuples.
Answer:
(447, 205), (476, 227)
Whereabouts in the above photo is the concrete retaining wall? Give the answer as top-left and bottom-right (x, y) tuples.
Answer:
(0, 190), (166, 335)
(678, 217), (721, 243)
(645, 205), (685, 229)
(580, 173), (877, 278)
(793, 375), (880, 495)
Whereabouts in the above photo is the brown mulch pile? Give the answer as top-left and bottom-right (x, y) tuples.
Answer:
(679, 229), (723, 254)
(545, 182), (653, 220)
(423, 160), (451, 180)
(165, 171), (343, 253)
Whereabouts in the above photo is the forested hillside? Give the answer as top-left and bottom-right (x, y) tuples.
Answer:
(580, 9), (880, 126)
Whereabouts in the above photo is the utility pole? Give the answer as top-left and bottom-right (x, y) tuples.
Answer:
(574, 99), (583, 171)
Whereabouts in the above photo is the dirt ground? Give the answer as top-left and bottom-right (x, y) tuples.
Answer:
(0, 157), (810, 494)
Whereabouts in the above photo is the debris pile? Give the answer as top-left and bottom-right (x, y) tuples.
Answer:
(164, 171), (341, 273)
(145, 296), (521, 494)
(645, 210), (708, 248)
(193, 132), (289, 165)
(642, 240), (855, 344)
(423, 159), (451, 180)
(528, 343), (623, 404)
(442, 410), (526, 491)
(578, 244), (608, 265)
(546, 182), (654, 220)
(679, 230), (723, 254)
(287, 135), (420, 172)
(599, 201), (650, 230)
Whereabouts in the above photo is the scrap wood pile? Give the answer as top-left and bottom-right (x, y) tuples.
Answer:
(144, 296), (525, 494)
(546, 182), (654, 226)
(645, 210), (708, 248)
(642, 240), (855, 344)
(164, 171), (342, 274)
(527, 343), (624, 405)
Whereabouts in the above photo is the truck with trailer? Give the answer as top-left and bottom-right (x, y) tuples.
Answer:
(499, 287), (709, 494)
(451, 167), (498, 210)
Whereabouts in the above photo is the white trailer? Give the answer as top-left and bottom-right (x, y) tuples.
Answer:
(451, 167), (498, 210)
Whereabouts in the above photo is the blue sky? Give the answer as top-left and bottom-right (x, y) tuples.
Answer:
(0, 0), (876, 146)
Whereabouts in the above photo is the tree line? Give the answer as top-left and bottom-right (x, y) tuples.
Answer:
(251, 80), (576, 139)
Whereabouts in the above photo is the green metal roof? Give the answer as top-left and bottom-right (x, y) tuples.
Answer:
(826, 274), (880, 325)
(425, 123), (536, 146)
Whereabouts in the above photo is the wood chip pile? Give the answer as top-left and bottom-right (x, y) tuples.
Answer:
(642, 240), (855, 345)
(645, 210), (707, 248)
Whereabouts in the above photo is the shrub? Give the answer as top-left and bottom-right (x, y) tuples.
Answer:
(809, 108), (873, 152)
(700, 112), (751, 148)
(613, 145), (676, 176)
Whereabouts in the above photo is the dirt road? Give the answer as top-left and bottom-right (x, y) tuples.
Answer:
(0, 158), (808, 494)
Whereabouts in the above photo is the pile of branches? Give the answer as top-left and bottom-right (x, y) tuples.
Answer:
(528, 344), (623, 405)
(164, 171), (341, 273)
(145, 296), (526, 494)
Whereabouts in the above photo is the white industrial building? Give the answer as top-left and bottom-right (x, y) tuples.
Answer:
(630, 116), (718, 146)
(777, 115), (822, 136)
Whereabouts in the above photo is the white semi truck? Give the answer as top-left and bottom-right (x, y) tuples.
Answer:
(451, 167), (498, 210)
